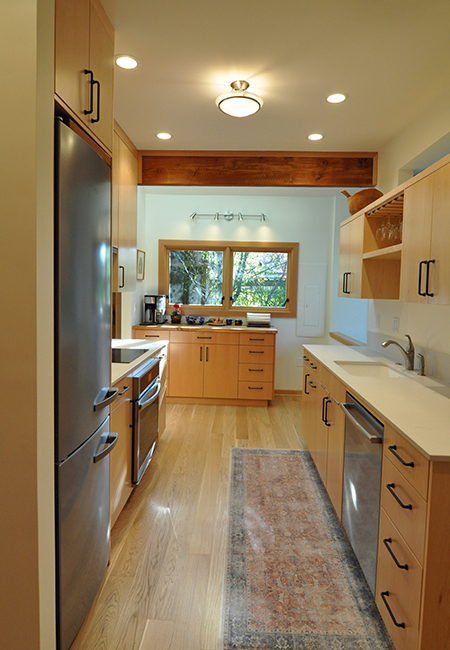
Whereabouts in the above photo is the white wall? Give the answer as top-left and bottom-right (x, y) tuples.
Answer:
(135, 186), (341, 390)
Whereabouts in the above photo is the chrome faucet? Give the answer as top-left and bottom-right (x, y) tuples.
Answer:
(381, 334), (415, 371)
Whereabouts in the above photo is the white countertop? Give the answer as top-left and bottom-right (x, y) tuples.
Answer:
(111, 338), (168, 384)
(304, 344), (450, 461)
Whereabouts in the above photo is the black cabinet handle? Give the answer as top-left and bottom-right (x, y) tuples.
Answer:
(388, 445), (414, 467)
(342, 272), (346, 294)
(84, 69), (94, 115)
(386, 483), (412, 510)
(343, 272), (351, 294)
(249, 386), (263, 390)
(426, 259), (435, 297)
(309, 363), (317, 369)
(91, 79), (101, 123)
(324, 398), (331, 426)
(418, 260), (427, 296)
(200, 346), (202, 362)
(119, 265), (125, 288)
(304, 373), (310, 395)
(302, 355), (309, 361)
(380, 591), (406, 628)
(249, 368), (263, 372)
(383, 538), (408, 571)
(118, 385), (130, 396)
(249, 350), (264, 354)
(308, 380), (316, 389)
(206, 346), (209, 362)
(322, 396), (327, 422)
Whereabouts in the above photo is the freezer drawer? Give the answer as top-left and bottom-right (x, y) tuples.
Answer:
(56, 418), (117, 650)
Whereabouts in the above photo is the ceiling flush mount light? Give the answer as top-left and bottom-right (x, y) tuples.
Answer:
(327, 93), (347, 104)
(115, 55), (139, 69)
(308, 133), (324, 141)
(156, 132), (172, 140)
(216, 80), (263, 118)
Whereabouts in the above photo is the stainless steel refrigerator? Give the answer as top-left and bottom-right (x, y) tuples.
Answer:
(54, 118), (118, 650)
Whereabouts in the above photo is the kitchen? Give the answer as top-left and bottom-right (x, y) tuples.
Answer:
(3, 1), (450, 649)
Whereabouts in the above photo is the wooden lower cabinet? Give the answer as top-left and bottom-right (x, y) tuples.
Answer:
(169, 341), (239, 399)
(302, 353), (346, 519)
(109, 378), (133, 529)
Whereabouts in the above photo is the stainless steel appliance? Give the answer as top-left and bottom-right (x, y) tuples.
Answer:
(144, 294), (167, 324)
(341, 393), (384, 595)
(54, 118), (118, 650)
(131, 358), (161, 484)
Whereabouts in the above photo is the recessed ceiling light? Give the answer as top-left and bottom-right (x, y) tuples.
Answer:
(327, 93), (347, 104)
(156, 132), (172, 140)
(308, 133), (324, 141)
(115, 55), (139, 70)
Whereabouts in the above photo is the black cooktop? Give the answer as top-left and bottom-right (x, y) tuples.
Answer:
(112, 348), (147, 364)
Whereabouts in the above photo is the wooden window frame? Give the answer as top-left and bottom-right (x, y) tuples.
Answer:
(158, 239), (298, 318)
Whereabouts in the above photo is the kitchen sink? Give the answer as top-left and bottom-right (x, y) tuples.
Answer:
(334, 361), (406, 378)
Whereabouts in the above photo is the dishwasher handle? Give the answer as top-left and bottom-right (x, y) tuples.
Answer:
(340, 402), (382, 443)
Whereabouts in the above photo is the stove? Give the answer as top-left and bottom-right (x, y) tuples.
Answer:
(112, 348), (147, 364)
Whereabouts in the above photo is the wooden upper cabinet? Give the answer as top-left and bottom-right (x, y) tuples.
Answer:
(111, 127), (138, 292)
(401, 163), (450, 305)
(338, 215), (363, 298)
(55, 0), (114, 153)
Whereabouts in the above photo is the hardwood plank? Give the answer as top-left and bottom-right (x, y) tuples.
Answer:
(140, 153), (377, 187)
(138, 620), (174, 650)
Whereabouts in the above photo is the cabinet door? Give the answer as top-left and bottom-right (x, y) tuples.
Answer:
(169, 343), (203, 398)
(203, 344), (239, 399)
(315, 383), (328, 485)
(338, 222), (351, 297)
(325, 396), (345, 519)
(400, 175), (433, 303)
(302, 365), (319, 458)
(429, 163), (450, 305)
(89, 0), (114, 151)
(110, 387), (133, 528)
(338, 216), (363, 298)
(115, 136), (137, 292)
(55, 0), (91, 120)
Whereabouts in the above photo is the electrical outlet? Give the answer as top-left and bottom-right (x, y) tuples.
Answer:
(392, 317), (399, 333)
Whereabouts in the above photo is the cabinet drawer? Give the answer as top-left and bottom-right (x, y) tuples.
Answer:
(319, 364), (346, 402)
(239, 363), (273, 382)
(238, 381), (273, 400)
(381, 457), (427, 564)
(239, 345), (274, 364)
(239, 331), (275, 346)
(111, 379), (132, 411)
(384, 425), (429, 500)
(169, 329), (239, 344)
(376, 508), (422, 650)
(132, 328), (171, 341)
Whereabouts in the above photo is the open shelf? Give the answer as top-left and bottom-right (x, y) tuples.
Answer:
(363, 243), (402, 261)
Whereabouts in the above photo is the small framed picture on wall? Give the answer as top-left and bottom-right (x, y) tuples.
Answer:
(136, 249), (145, 281)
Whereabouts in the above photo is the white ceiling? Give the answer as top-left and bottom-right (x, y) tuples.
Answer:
(103, 0), (450, 153)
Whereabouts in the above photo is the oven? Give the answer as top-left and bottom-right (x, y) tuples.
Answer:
(131, 357), (161, 484)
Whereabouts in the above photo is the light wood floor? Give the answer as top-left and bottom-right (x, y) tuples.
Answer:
(71, 395), (304, 650)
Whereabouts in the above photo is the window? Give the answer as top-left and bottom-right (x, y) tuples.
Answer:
(159, 240), (298, 317)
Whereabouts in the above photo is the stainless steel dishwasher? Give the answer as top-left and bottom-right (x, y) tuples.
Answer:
(341, 393), (384, 595)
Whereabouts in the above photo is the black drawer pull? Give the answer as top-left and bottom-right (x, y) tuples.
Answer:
(302, 355), (309, 361)
(308, 381), (316, 389)
(118, 386), (130, 396)
(249, 337), (264, 341)
(197, 336), (212, 339)
(380, 591), (406, 628)
(309, 363), (317, 369)
(383, 538), (408, 570)
(426, 259), (435, 297)
(145, 334), (161, 338)
(388, 445), (414, 467)
(418, 260), (427, 296)
(249, 386), (263, 390)
(249, 368), (263, 372)
(304, 373), (310, 395)
(249, 350), (264, 353)
(386, 483), (412, 510)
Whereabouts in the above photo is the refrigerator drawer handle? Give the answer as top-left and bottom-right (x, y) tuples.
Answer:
(340, 402), (382, 443)
(138, 380), (161, 408)
(93, 433), (118, 463)
(94, 387), (119, 411)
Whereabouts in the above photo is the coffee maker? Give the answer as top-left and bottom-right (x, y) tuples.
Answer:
(143, 295), (167, 324)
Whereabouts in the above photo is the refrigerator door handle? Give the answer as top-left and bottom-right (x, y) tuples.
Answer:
(93, 432), (118, 463)
(93, 387), (119, 411)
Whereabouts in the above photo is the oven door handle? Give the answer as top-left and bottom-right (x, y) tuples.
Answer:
(340, 402), (382, 443)
(138, 379), (161, 409)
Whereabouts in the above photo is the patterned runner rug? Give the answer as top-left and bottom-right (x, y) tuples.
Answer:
(221, 448), (394, 650)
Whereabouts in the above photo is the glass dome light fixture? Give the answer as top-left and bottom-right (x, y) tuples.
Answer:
(216, 80), (263, 118)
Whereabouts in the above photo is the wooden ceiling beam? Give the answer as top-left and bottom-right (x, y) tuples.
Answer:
(138, 151), (378, 187)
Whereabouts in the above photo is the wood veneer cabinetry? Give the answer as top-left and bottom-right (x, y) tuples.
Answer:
(112, 125), (138, 292)
(302, 350), (346, 518)
(109, 378), (133, 528)
(55, 0), (114, 152)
